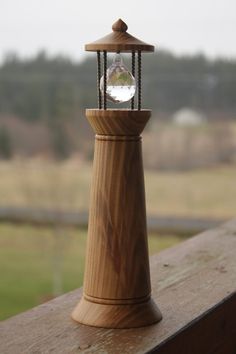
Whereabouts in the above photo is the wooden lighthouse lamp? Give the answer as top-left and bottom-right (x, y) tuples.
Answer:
(72, 19), (162, 328)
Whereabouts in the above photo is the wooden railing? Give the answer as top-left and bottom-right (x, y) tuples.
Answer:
(0, 220), (236, 353)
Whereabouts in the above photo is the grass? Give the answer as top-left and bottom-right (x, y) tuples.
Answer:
(0, 222), (183, 320)
(0, 159), (236, 218)
(145, 165), (236, 218)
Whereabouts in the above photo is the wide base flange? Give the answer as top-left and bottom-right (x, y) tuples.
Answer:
(71, 296), (162, 329)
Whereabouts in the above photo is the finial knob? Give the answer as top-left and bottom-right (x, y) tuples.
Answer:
(112, 19), (128, 32)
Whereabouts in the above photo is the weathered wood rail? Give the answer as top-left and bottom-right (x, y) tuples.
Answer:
(1, 220), (236, 353)
(0, 206), (226, 235)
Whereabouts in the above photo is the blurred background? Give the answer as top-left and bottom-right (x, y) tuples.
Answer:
(0, 0), (236, 320)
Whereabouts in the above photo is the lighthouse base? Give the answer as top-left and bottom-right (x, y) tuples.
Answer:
(72, 295), (162, 329)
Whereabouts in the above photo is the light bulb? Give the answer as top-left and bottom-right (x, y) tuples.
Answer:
(100, 53), (136, 103)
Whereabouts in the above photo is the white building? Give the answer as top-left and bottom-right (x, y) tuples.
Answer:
(172, 108), (206, 126)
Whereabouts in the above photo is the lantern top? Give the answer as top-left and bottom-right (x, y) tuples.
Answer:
(85, 19), (154, 53)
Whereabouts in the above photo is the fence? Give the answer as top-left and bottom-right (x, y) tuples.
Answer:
(0, 206), (226, 235)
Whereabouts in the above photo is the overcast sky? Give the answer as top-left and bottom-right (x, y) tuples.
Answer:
(0, 0), (236, 62)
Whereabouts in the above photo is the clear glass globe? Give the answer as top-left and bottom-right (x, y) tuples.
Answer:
(100, 53), (136, 103)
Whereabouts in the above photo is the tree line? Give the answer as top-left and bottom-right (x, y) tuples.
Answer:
(1, 50), (236, 120)
(0, 50), (235, 159)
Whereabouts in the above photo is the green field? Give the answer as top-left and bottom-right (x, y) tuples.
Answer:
(0, 160), (236, 321)
(0, 223), (183, 320)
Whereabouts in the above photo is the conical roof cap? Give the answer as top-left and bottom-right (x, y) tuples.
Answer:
(85, 19), (154, 53)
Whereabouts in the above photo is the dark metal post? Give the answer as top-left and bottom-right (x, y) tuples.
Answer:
(103, 51), (107, 110)
(97, 51), (102, 109)
(138, 51), (142, 110)
(131, 51), (135, 110)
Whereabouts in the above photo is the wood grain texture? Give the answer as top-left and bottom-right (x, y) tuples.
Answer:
(73, 297), (161, 329)
(72, 109), (162, 328)
(112, 19), (128, 32)
(1, 220), (236, 353)
(85, 19), (154, 52)
(83, 135), (150, 299)
(86, 109), (151, 136)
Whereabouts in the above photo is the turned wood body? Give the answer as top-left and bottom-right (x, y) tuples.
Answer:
(85, 133), (150, 301)
(72, 109), (162, 328)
